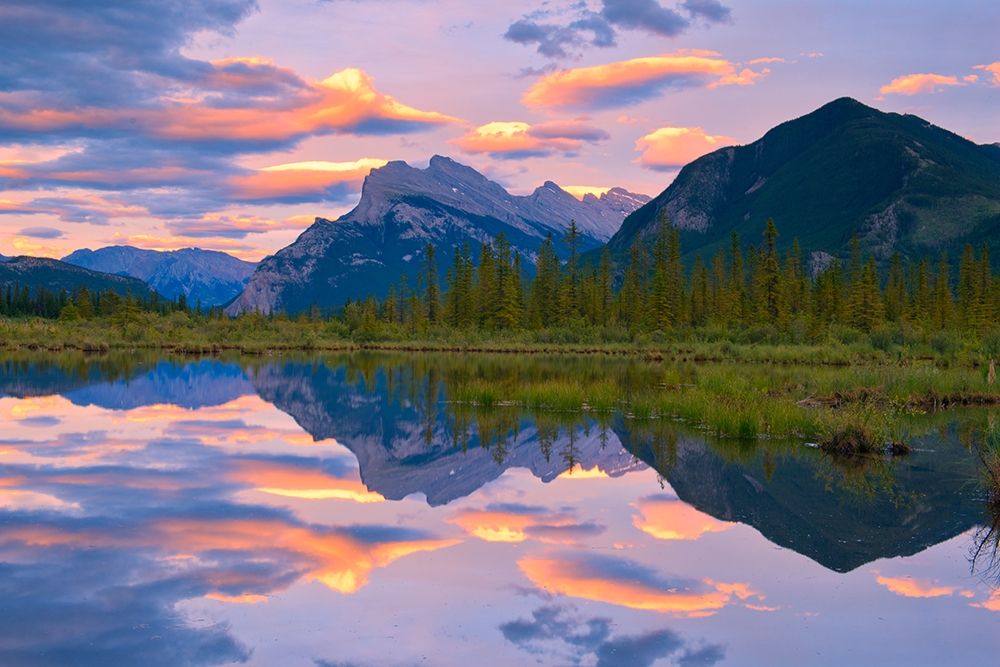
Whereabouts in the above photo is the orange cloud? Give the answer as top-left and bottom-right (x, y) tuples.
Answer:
(523, 53), (769, 109)
(449, 505), (603, 544)
(875, 575), (954, 598)
(972, 590), (1000, 611)
(635, 126), (737, 170)
(452, 120), (608, 157)
(632, 496), (734, 541)
(974, 62), (1000, 86)
(879, 73), (964, 96)
(228, 158), (387, 201)
(227, 459), (384, 503)
(0, 67), (459, 145)
(518, 553), (761, 616)
(0, 516), (457, 596)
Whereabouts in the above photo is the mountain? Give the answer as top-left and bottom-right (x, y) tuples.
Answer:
(250, 360), (645, 505)
(605, 97), (1000, 265)
(620, 422), (982, 572)
(62, 246), (256, 307)
(228, 156), (648, 315)
(0, 256), (155, 299)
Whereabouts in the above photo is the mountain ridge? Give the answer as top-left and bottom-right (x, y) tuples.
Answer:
(604, 97), (1000, 265)
(228, 155), (648, 315)
(63, 246), (256, 307)
(0, 256), (157, 299)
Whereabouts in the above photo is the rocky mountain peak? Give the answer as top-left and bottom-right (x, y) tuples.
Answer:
(229, 155), (648, 315)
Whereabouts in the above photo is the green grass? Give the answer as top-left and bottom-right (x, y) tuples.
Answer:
(431, 355), (1000, 447)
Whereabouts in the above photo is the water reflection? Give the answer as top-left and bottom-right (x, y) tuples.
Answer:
(0, 353), (998, 666)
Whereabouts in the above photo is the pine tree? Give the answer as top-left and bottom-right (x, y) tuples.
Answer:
(423, 243), (440, 324)
(759, 219), (784, 322)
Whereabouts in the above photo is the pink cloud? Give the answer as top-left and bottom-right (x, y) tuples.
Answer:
(452, 120), (609, 158)
(522, 52), (770, 109)
(973, 61), (1000, 86)
(227, 158), (387, 202)
(0, 66), (460, 147)
(875, 574), (955, 599)
(635, 125), (737, 170)
(879, 73), (964, 96)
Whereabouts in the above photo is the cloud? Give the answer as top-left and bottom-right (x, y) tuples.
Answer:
(631, 494), (735, 539)
(17, 226), (63, 239)
(595, 630), (686, 667)
(518, 552), (760, 616)
(974, 62), (1000, 85)
(879, 73), (964, 96)
(504, 16), (616, 59)
(680, 0), (732, 23)
(0, 546), (252, 667)
(499, 602), (724, 667)
(601, 0), (689, 36)
(874, 574), (955, 598)
(0, 67), (459, 150)
(504, 1), (732, 59)
(227, 158), (387, 203)
(0, 194), (148, 225)
(452, 120), (609, 158)
(677, 643), (728, 666)
(165, 213), (315, 239)
(523, 52), (768, 109)
(449, 503), (604, 543)
(226, 458), (384, 503)
(0, 0), (459, 254)
(0, 0), (260, 108)
(635, 126), (737, 170)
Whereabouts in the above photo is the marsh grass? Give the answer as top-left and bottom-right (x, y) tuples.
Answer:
(435, 356), (999, 446)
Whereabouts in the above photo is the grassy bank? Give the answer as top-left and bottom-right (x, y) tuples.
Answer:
(2, 313), (999, 368)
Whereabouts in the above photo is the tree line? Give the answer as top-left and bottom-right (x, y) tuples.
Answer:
(344, 213), (998, 336)
(0, 284), (189, 324)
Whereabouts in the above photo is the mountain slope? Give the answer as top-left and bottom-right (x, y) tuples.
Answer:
(63, 246), (256, 307)
(0, 256), (156, 298)
(606, 97), (1000, 263)
(620, 422), (982, 572)
(229, 156), (648, 315)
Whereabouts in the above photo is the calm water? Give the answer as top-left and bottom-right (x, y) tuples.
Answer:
(0, 353), (998, 666)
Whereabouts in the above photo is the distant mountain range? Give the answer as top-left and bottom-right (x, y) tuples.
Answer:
(605, 97), (1000, 265)
(0, 256), (155, 299)
(63, 246), (256, 307)
(228, 155), (649, 315)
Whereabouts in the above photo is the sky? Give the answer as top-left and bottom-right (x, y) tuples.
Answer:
(0, 0), (997, 262)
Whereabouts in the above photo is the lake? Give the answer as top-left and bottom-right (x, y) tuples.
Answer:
(0, 352), (998, 666)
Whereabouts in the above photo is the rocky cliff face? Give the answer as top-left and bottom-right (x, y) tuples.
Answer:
(63, 246), (256, 307)
(229, 156), (648, 315)
(605, 97), (1000, 263)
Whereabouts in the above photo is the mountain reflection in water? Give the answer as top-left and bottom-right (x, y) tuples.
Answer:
(0, 353), (997, 667)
